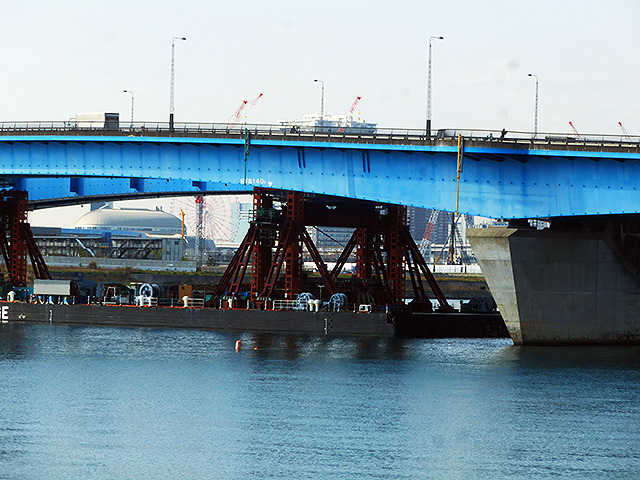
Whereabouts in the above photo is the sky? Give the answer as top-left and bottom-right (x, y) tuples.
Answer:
(4, 0), (640, 227)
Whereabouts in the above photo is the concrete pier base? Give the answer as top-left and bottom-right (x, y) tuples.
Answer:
(468, 226), (640, 345)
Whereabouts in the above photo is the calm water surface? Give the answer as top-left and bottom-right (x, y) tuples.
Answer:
(1, 323), (639, 479)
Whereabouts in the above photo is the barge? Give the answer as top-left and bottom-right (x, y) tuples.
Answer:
(1, 301), (508, 339)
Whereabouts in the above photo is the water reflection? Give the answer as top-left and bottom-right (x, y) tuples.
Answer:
(494, 344), (640, 369)
(0, 324), (638, 479)
(0, 322), (29, 361)
(245, 332), (409, 361)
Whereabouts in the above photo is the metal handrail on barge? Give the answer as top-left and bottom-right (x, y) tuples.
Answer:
(271, 299), (300, 311)
(183, 297), (205, 309)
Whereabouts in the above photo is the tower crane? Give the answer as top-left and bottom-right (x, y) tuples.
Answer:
(337, 96), (362, 133)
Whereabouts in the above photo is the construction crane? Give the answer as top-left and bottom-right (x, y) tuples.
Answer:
(418, 209), (440, 260)
(568, 121), (580, 139)
(229, 100), (248, 124)
(337, 96), (362, 133)
(247, 92), (263, 109)
(227, 93), (263, 125)
(619, 122), (631, 139)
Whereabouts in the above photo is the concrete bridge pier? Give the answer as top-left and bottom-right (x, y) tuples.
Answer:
(468, 222), (640, 345)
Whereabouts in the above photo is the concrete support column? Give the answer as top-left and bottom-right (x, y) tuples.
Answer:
(468, 226), (640, 345)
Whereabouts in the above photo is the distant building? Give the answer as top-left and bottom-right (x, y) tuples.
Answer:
(408, 206), (429, 244)
(308, 226), (354, 260)
(280, 114), (376, 135)
(33, 206), (190, 263)
(33, 227), (185, 262)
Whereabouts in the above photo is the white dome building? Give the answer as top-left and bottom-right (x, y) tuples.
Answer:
(74, 206), (183, 236)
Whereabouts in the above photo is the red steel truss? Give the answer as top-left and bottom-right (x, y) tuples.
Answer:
(211, 188), (452, 311)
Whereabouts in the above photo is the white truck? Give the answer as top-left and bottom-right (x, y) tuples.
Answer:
(74, 112), (119, 130)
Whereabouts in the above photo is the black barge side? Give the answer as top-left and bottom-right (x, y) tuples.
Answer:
(3, 301), (508, 339)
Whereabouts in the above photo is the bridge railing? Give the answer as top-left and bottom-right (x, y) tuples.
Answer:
(0, 121), (638, 149)
(0, 120), (428, 140)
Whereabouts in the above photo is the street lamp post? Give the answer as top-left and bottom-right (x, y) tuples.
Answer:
(528, 73), (539, 137)
(169, 36), (187, 130)
(314, 79), (325, 121)
(426, 35), (444, 138)
(123, 90), (134, 128)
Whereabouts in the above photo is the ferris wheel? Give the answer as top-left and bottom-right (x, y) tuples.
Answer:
(170, 195), (250, 248)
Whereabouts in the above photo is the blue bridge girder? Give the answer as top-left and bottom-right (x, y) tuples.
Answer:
(1, 131), (640, 219)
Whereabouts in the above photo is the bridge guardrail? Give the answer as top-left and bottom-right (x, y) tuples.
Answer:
(0, 121), (638, 150)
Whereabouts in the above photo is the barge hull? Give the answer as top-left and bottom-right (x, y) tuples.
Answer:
(2, 302), (508, 338)
(5, 302), (396, 336)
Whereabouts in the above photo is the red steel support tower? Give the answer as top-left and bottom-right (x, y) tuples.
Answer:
(0, 191), (51, 286)
(386, 205), (406, 304)
(284, 191), (304, 299)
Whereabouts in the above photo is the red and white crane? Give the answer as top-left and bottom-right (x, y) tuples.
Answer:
(568, 121), (581, 139)
(230, 100), (248, 124)
(418, 209), (440, 259)
(248, 92), (263, 108)
(337, 96), (362, 133)
(228, 93), (263, 125)
(619, 122), (631, 138)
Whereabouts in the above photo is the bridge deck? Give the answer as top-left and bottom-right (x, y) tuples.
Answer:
(1, 122), (638, 154)
(1, 122), (640, 218)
